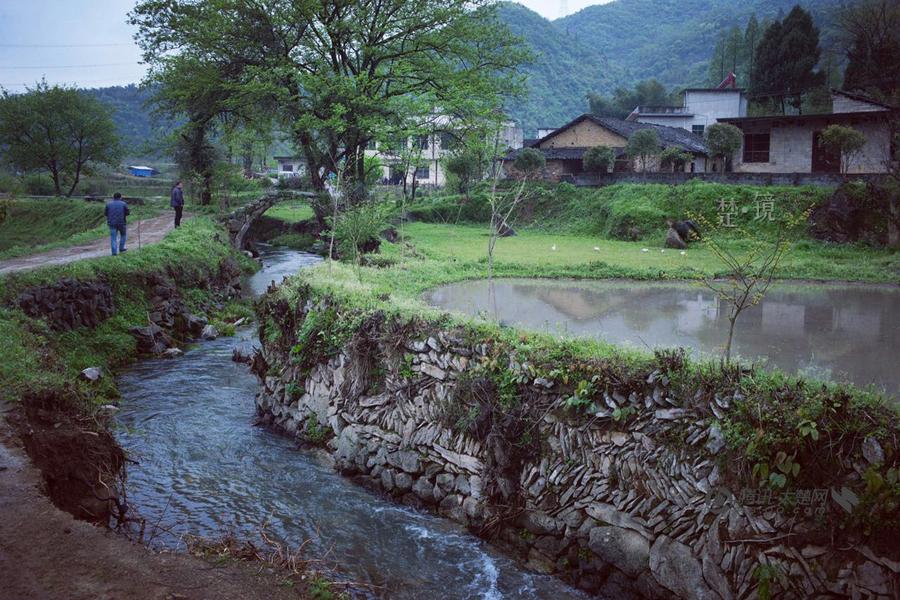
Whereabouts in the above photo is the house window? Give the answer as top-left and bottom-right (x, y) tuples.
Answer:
(366, 139), (377, 150)
(439, 132), (457, 151)
(414, 135), (429, 150)
(281, 164), (293, 172)
(414, 166), (430, 179)
(743, 133), (770, 163)
(692, 124), (704, 136)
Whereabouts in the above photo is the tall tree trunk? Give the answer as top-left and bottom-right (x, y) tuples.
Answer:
(65, 163), (82, 198)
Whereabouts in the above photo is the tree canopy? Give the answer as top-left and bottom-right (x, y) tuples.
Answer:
(705, 123), (743, 170)
(587, 79), (676, 119)
(131, 0), (527, 209)
(625, 129), (660, 172)
(836, 0), (900, 100)
(818, 125), (867, 174)
(582, 146), (615, 174)
(750, 5), (825, 113)
(0, 82), (120, 196)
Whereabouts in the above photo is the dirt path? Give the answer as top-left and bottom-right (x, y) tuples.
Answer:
(0, 409), (305, 600)
(0, 214), (181, 275)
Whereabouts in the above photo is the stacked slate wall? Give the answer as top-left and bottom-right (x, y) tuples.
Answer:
(255, 293), (898, 600)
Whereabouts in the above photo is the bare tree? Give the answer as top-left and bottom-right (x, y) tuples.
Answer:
(694, 213), (792, 363)
(486, 148), (544, 281)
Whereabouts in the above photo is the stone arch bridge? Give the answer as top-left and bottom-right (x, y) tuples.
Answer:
(224, 191), (317, 250)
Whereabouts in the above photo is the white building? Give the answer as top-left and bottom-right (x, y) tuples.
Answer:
(627, 84), (748, 137)
(274, 156), (307, 178)
(367, 120), (523, 187)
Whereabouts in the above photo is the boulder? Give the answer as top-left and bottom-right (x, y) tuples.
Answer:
(412, 477), (435, 503)
(588, 526), (650, 578)
(201, 324), (219, 340)
(497, 221), (516, 237)
(649, 535), (719, 600)
(162, 347), (184, 359)
(231, 344), (255, 364)
(665, 227), (687, 250)
(79, 367), (103, 382)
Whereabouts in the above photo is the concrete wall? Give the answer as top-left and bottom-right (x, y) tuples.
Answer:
(683, 91), (747, 132)
(832, 95), (887, 114)
(541, 120), (627, 149)
(568, 171), (890, 187)
(733, 121), (891, 174)
(276, 159), (307, 177)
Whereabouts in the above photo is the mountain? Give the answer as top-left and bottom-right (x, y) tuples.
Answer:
(499, 3), (627, 137)
(83, 85), (171, 157)
(500, 0), (844, 134)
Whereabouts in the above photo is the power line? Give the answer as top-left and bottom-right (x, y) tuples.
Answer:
(0, 62), (140, 70)
(0, 42), (134, 48)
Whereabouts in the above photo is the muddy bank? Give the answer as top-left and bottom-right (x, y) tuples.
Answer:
(0, 411), (308, 600)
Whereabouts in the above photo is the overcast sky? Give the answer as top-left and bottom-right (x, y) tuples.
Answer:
(0, 0), (609, 91)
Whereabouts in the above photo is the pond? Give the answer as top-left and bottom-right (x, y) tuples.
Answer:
(114, 247), (588, 599)
(424, 278), (900, 398)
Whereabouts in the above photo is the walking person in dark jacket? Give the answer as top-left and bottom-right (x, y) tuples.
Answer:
(170, 180), (185, 227)
(105, 193), (130, 256)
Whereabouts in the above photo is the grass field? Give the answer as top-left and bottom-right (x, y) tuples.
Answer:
(264, 200), (315, 223)
(389, 222), (900, 284)
(0, 198), (169, 260)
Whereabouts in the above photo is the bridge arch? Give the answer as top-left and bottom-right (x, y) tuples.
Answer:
(224, 191), (317, 250)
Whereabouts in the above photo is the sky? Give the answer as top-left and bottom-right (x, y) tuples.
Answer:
(0, 0), (610, 91)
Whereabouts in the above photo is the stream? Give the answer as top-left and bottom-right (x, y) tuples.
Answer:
(114, 246), (587, 599)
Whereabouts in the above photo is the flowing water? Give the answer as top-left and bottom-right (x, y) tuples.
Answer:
(425, 278), (900, 398)
(114, 247), (587, 599)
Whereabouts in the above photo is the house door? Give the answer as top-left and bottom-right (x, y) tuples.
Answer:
(811, 131), (840, 173)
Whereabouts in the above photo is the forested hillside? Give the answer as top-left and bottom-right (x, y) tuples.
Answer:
(500, 0), (844, 134)
(79, 0), (848, 149)
(499, 3), (627, 136)
(82, 85), (169, 156)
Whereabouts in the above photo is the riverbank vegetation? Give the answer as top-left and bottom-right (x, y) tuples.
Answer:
(256, 178), (899, 550)
(265, 258), (899, 551)
(0, 217), (254, 405)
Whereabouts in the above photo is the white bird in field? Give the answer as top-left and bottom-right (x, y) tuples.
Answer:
(641, 248), (649, 252)
(551, 244), (557, 251)
(680, 251), (686, 256)
(661, 249), (665, 253)
(593, 246), (600, 252)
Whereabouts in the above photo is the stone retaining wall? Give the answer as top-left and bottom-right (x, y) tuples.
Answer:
(255, 299), (897, 600)
(16, 278), (115, 330)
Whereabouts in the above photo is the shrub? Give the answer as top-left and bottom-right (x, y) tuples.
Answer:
(512, 148), (546, 176)
(0, 174), (25, 196)
(625, 129), (660, 173)
(706, 123), (743, 170)
(23, 174), (57, 196)
(582, 146), (615, 174)
(331, 201), (393, 259)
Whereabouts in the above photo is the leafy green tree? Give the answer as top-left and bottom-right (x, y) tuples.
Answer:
(131, 0), (527, 213)
(625, 129), (660, 172)
(0, 82), (120, 197)
(744, 15), (760, 84)
(837, 0), (900, 98)
(512, 148), (546, 176)
(705, 123), (743, 171)
(659, 147), (692, 172)
(588, 79), (674, 119)
(445, 150), (484, 198)
(751, 6), (825, 114)
(818, 125), (867, 174)
(582, 146), (615, 174)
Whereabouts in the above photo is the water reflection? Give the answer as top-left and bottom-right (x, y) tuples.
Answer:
(426, 279), (900, 397)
